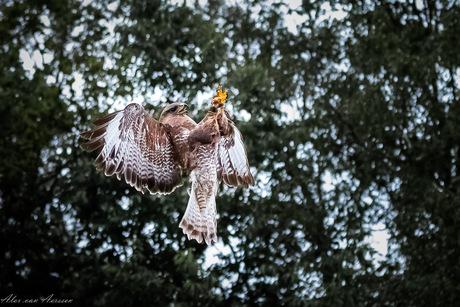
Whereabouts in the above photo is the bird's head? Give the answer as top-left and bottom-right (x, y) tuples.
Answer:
(160, 102), (188, 121)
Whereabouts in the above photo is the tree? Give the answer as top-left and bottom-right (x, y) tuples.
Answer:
(1, 0), (459, 305)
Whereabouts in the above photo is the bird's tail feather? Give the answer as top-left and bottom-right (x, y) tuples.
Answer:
(179, 171), (218, 245)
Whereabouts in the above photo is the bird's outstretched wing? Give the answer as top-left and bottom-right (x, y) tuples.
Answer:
(216, 112), (254, 188)
(81, 103), (183, 194)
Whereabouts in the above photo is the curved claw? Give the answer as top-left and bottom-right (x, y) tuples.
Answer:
(212, 85), (227, 106)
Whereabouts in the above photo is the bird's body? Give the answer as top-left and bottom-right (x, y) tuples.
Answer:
(81, 88), (254, 245)
(162, 105), (223, 244)
(161, 110), (196, 171)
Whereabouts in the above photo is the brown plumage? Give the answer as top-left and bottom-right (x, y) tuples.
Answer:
(81, 90), (254, 245)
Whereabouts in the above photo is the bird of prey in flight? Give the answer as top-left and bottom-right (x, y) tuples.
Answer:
(81, 86), (254, 245)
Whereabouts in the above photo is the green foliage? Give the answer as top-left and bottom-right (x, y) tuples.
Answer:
(1, 0), (459, 305)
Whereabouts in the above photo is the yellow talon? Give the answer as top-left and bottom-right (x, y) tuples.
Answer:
(212, 85), (227, 105)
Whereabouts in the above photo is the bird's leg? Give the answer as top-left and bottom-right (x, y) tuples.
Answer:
(208, 84), (230, 135)
(210, 85), (227, 125)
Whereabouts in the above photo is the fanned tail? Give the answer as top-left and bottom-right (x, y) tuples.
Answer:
(179, 170), (218, 245)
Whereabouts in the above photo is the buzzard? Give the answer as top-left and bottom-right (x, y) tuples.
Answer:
(81, 87), (254, 245)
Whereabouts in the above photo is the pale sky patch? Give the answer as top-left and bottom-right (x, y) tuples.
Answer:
(204, 241), (232, 269)
(19, 49), (35, 77)
(456, 68), (460, 89)
(40, 14), (51, 27)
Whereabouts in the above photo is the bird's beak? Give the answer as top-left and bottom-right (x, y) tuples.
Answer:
(179, 103), (188, 114)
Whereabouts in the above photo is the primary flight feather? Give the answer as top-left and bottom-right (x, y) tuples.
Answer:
(81, 86), (254, 245)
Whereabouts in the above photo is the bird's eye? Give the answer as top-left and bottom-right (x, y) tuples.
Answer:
(169, 106), (178, 113)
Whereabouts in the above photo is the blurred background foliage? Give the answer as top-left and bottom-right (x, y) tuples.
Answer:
(1, 0), (460, 305)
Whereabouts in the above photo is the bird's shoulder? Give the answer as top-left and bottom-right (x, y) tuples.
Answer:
(161, 114), (196, 129)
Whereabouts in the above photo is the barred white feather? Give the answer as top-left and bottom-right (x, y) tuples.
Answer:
(179, 144), (219, 245)
(217, 125), (254, 188)
(81, 103), (182, 195)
